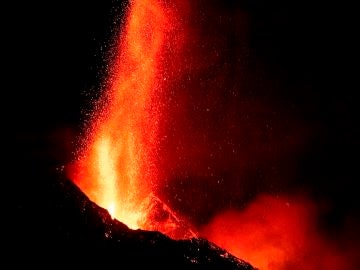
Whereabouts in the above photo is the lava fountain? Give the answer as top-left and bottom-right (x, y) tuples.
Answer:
(67, 1), (360, 269)
(68, 0), (193, 238)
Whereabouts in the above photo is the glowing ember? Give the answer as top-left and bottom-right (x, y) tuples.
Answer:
(68, 0), (191, 235)
(67, 1), (359, 269)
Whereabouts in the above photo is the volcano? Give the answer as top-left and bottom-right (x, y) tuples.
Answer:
(8, 161), (254, 269)
(9, 0), (360, 269)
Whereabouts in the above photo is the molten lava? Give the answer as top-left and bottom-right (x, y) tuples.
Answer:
(68, 0), (193, 238)
(68, 0), (360, 269)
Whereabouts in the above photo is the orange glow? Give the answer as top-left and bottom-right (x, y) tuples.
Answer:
(68, 0), (190, 234)
(201, 194), (352, 270)
(66, 1), (360, 268)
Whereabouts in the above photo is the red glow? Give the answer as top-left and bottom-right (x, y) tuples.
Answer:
(201, 194), (354, 270)
(67, 0), (360, 268)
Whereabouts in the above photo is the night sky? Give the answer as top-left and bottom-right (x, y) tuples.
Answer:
(9, 0), (359, 267)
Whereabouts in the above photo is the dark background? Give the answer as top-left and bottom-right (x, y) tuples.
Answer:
(8, 0), (359, 249)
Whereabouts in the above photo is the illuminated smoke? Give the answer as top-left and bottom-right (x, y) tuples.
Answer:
(68, 0), (359, 268)
(201, 194), (357, 270)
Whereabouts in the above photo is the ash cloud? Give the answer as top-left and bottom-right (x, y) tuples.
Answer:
(154, 0), (359, 267)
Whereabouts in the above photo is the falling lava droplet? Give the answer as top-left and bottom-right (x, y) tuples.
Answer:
(68, 0), (194, 239)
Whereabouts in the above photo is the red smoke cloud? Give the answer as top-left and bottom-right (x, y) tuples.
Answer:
(69, 0), (360, 268)
(201, 194), (359, 270)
